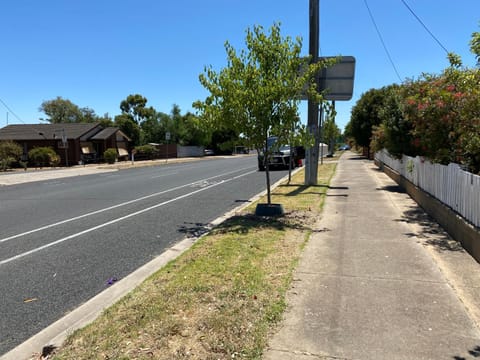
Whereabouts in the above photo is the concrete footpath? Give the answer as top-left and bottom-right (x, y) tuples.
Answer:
(264, 152), (480, 360)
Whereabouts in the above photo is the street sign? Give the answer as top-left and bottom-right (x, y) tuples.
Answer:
(318, 56), (355, 101)
(299, 56), (355, 101)
(165, 132), (171, 141)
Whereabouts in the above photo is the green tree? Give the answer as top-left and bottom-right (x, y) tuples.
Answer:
(141, 112), (163, 144)
(0, 141), (23, 171)
(39, 97), (83, 123)
(120, 94), (155, 125)
(182, 112), (209, 146)
(322, 113), (341, 155)
(39, 97), (110, 124)
(376, 85), (414, 158)
(195, 23), (324, 204)
(97, 113), (114, 128)
(348, 87), (388, 158)
(114, 114), (142, 146)
(470, 25), (480, 66)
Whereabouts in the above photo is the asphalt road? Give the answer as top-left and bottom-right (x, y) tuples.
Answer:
(0, 155), (290, 355)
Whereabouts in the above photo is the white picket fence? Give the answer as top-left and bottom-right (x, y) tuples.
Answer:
(375, 150), (480, 228)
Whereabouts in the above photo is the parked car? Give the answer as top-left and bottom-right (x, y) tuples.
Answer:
(339, 144), (351, 151)
(258, 136), (304, 171)
(204, 149), (215, 156)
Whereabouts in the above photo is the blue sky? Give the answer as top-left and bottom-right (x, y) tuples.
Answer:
(0, 0), (478, 131)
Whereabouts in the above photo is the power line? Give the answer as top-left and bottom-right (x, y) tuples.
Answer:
(363, 0), (403, 82)
(0, 97), (25, 124)
(400, 0), (449, 54)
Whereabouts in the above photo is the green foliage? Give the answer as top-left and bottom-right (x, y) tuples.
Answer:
(114, 114), (142, 146)
(349, 87), (389, 157)
(322, 116), (341, 152)
(378, 85), (414, 158)
(0, 141), (23, 171)
(133, 144), (158, 159)
(39, 96), (105, 124)
(470, 26), (480, 65)
(103, 148), (118, 164)
(348, 25), (480, 174)
(195, 23), (323, 152)
(195, 22), (327, 202)
(39, 97), (83, 123)
(28, 147), (60, 168)
(119, 94), (155, 125)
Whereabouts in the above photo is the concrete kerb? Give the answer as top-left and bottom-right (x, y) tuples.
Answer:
(1, 166), (302, 360)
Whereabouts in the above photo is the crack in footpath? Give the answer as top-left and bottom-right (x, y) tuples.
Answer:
(267, 347), (354, 359)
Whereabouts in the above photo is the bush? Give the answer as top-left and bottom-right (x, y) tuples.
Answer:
(133, 144), (158, 159)
(104, 148), (118, 164)
(0, 141), (23, 171)
(28, 147), (60, 168)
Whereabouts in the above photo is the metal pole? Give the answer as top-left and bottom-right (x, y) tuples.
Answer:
(63, 129), (68, 166)
(305, 0), (320, 185)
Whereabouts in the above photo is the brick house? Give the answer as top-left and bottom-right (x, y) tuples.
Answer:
(0, 123), (131, 166)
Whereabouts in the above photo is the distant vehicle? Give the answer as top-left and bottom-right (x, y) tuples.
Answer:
(339, 144), (351, 151)
(204, 149), (215, 156)
(258, 136), (304, 171)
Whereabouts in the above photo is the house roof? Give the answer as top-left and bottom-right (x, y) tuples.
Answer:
(90, 127), (117, 140)
(0, 123), (102, 141)
(90, 127), (131, 142)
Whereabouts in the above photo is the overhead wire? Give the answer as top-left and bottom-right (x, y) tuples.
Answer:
(362, 0), (403, 82)
(0, 97), (25, 124)
(399, 0), (450, 54)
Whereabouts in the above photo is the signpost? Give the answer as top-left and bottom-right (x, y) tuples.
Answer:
(318, 56), (355, 101)
(304, 0), (355, 185)
(165, 132), (171, 163)
(305, 0), (320, 185)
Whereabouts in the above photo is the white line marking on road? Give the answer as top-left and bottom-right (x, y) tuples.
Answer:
(0, 166), (255, 244)
(0, 170), (256, 266)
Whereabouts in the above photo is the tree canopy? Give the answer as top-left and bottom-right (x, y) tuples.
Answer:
(39, 96), (111, 124)
(347, 25), (480, 174)
(194, 23), (324, 203)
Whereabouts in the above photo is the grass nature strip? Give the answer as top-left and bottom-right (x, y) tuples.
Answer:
(52, 162), (337, 360)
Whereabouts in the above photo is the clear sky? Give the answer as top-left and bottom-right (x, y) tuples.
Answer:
(0, 0), (478, 131)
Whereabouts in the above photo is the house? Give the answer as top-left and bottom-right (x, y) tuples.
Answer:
(0, 123), (131, 166)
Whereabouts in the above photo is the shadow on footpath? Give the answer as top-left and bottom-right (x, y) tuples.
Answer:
(453, 344), (480, 359)
(377, 184), (406, 193)
(347, 156), (368, 161)
(377, 183), (464, 253)
(279, 184), (349, 197)
(397, 205), (464, 253)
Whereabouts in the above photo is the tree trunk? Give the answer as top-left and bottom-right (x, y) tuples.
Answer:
(266, 161), (271, 204)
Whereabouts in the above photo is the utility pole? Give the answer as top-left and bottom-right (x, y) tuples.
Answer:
(305, 0), (320, 185)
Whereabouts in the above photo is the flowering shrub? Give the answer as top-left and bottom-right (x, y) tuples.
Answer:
(400, 66), (480, 172)
(362, 27), (480, 174)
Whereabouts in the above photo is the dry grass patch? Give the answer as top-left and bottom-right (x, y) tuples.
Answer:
(52, 163), (336, 360)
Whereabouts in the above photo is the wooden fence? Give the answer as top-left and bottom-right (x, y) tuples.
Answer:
(375, 150), (480, 228)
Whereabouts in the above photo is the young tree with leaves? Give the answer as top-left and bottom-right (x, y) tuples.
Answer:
(195, 23), (325, 205)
